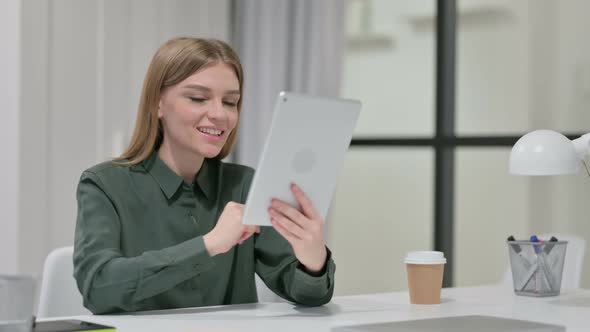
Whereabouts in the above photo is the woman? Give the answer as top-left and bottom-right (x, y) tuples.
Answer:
(73, 37), (335, 314)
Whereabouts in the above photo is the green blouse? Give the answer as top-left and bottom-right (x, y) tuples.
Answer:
(73, 151), (335, 314)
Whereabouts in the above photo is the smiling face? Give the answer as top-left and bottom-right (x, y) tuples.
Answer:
(157, 62), (240, 159)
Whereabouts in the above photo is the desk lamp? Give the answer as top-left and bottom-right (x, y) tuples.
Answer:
(509, 130), (590, 176)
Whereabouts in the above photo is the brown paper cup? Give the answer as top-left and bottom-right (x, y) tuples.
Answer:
(406, 263), (445, 304)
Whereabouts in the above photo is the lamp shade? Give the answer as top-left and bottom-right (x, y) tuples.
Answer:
(509, 129), (580, 175)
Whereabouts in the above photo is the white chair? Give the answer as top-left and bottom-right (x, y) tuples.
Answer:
(37, 246), (90, 318)
(38, 246), (281, 315)
(256, 275), (282, 302)
(502, 233), (586, 289)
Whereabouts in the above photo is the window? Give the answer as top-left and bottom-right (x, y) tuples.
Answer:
(330, 0), (590, 294)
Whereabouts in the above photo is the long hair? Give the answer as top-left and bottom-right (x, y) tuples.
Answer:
(116, 37), (244, 166)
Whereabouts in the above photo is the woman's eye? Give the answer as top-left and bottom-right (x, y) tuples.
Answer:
(189, 97), (206, 103)
(223, 101), (238, 107)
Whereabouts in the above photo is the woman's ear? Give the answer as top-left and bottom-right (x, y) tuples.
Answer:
(158, 99), (163, 118)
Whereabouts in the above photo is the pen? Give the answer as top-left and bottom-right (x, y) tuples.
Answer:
(507, 235), (533, 291)
(543, 236), (559, 254)
(530, 235), (541, 253)
(530, 235), (554, 293)
(530, 235), (543, 293)
(507, 235), (524, 255)
(543, 236), (561, 284)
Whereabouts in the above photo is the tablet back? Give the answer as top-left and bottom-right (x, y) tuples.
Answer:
(242, 92), (361, 226)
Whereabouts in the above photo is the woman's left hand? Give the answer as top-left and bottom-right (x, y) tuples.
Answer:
(269, 183), (327, 273)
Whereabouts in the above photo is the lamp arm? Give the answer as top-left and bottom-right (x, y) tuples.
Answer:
(572, 133), (590, 160)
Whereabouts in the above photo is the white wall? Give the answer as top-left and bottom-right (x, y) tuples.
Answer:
(455, 149), (530, 286)
(329, 149), (434, 295)
(15, 0), (230, 277)
(453, 0), (533, 286)
(0, 0), (21, 274)
(333, 1), (437, 295)
(456, 0), (532, 135)
(342, 0), (435, 137)
(19, 0), (50, 276)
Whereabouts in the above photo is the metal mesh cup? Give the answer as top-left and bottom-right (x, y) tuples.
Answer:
(507, 240), (567, 297)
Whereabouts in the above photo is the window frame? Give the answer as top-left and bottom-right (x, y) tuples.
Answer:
(349, 0), (584, 286)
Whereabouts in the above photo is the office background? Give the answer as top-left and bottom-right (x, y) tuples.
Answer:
(1, 0), (589, 298)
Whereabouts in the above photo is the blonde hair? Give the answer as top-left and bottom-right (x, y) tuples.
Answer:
(116, 37), (244, 166)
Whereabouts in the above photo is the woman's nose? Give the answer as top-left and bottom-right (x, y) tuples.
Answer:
(207, 100), (226, 122)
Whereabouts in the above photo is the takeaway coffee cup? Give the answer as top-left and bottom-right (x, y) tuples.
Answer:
(405, 251), (446, 304)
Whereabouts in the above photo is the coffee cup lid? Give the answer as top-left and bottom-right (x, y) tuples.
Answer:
(404, 251), (446, 264)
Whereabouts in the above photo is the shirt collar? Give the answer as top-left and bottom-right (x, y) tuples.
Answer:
(195, 157), (216, 200)
(143, 151), (184, 199)
(142, 151), (215, 200)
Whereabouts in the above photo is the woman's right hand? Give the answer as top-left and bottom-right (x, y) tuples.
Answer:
(203, 201), (260, 256)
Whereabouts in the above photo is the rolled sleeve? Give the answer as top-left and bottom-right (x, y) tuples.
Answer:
(254, 228), (336, 306)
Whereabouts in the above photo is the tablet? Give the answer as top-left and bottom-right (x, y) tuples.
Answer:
(242, 92), (361, 226)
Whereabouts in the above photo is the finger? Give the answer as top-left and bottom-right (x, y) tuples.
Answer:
(226, 201), (244, 209)
(271, 199), (308, 228)
(237, 233), (248, 244)
(245, 225), (259, 233)
(271, 218), (298, 244)
(290, 183), (321, 220)
(269, 208), (304, 239)
(239, 233), (252, 244)
(227, 201), (245, 213)
(238, 230), (254, 244)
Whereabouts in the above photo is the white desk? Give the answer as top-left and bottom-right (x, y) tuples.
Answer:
(49, 285), (590, 331)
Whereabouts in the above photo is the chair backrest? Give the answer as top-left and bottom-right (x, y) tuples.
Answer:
(37, 246), (91, 318)
(502, 233), (587, 289)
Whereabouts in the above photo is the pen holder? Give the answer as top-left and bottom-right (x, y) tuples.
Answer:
(507, 240), (567, 297)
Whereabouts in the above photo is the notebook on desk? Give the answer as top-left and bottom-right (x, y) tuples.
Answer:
(332, 315), (565, 332)
(33, 319), (115, 332)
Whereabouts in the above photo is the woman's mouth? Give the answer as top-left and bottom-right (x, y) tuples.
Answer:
(197, 127), (224, 137)
(197, 127), (225, 142)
